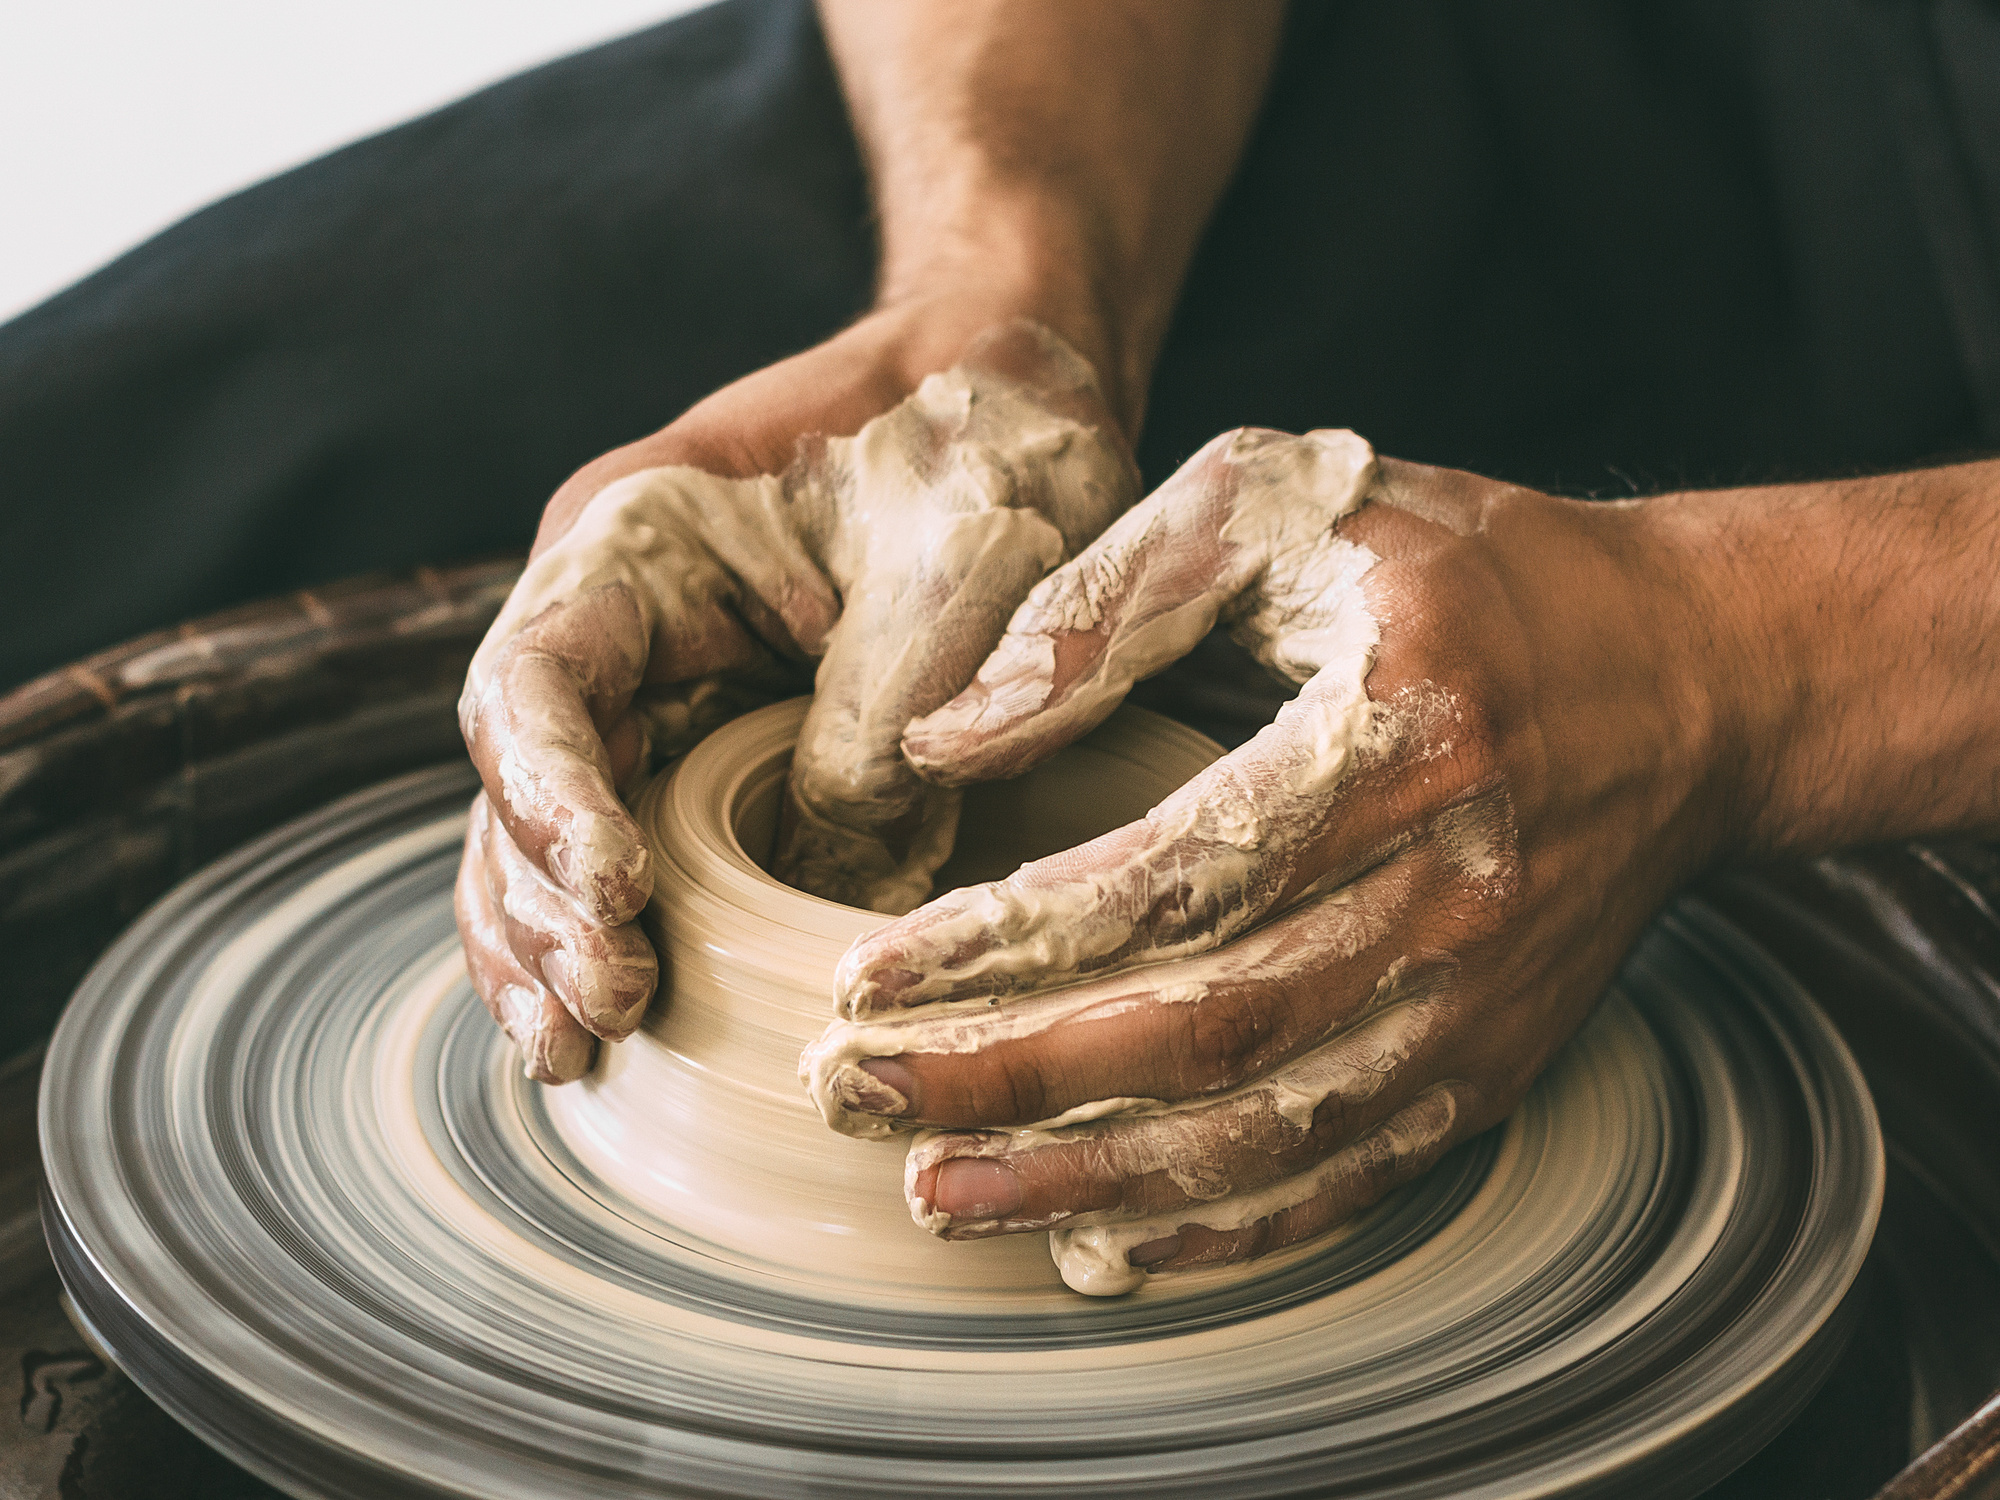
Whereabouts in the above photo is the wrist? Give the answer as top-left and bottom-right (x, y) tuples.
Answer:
(1622, 492), (1798, 864)
(1505, 495), (1757, 885)
(1635, 464), (2000, 858)
(817, 3), (1284, 446)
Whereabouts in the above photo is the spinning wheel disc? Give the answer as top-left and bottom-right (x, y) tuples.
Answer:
(41, 761), (1881, 1498)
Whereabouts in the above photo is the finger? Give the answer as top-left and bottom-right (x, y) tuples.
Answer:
(455, 796), (595, 1083)
(466, 455), (851, 915)
(901, 997), (1454, 1241)
(902, 426), (1377, 786)
(1049, 1082), (1476, 1296)
(485, 804), (657, 1041)
(460, 585), (653, 926)
(778, 502), (1057, 912)
(835, 662), (1425, 1017)
(802, 851), (1430, 1135)
(774, 340), (1135, 913)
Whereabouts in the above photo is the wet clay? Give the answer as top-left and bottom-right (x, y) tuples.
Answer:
(459, 326), (1131, 919)
(541, 698), (1224, 1293)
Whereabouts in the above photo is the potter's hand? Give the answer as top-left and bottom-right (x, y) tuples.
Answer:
(451, 0), (1285, 1082)
(457, 320), (1134, 1082)
(803, 428), (1739, 1292)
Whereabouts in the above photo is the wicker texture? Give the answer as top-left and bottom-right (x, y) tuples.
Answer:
(0, 562), (517, 1065)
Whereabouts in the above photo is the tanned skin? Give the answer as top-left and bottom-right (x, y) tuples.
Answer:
(456, 3), (2000, 1277)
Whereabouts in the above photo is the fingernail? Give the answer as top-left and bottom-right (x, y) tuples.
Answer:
(831, 1060), (915, 1118)
(1128, 1234), (1182, 1269)
(857, 1058), (920, 1116)
(934, 1158), (1022, 1220)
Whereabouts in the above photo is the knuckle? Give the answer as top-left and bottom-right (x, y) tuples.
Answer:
(1211, 426), (1270, 470)
(1309, 1094), (1351, 1150)
(1443, 705), (1503, 785)
(521, 584), (649, 691)
(983, 1050), (1051, 1126)
(1186, 989), (1277, 1090)
(1033, 1145), (1108, 1215)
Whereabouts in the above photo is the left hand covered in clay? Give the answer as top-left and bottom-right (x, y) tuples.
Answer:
(803, 427), (1740, 1293)
(457, 321), (1135, 1083)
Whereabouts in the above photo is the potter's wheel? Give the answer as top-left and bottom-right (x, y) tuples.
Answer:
(40, 703), (1883, 1499)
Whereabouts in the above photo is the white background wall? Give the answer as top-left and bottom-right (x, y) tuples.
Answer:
(0, 0), (708, 325)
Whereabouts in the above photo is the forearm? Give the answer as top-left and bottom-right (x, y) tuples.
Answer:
(817, 0), (1284, 435)
(1664, 459), (2000, 853)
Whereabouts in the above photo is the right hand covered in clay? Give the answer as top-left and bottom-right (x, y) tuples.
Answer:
(801, 428), (1760, 1291)
(456, 320), (1136, 1082)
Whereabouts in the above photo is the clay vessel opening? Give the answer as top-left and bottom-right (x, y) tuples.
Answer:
(731, 741), (1184, 907)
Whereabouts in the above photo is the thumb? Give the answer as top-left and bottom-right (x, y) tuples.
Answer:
(778, 501), (1068, 914)
(772, 335), (1133, 914)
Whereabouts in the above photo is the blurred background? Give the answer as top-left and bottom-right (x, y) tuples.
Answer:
(0, 0), (706, 325)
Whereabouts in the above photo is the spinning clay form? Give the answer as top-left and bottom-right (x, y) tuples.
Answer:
(549, 697), (1230, 1298)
